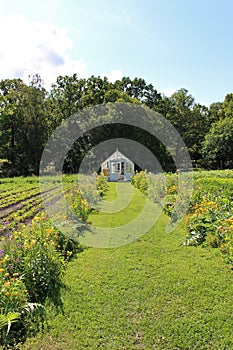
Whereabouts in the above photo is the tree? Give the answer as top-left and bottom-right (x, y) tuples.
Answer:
(114, 77), (161, 108)
(202, 117), (233, 169)
(50, 74), (87, 124)
(159, 89), (210, 163)
(0, 79), (26, 175)
(19, 74), (51, 174)
(50, 75), (166, 173)
(187, 103), (209, 160)
(163, 89), (195, 164)
(208, 102), (224, 125)
(0, 75), (51, 175)
(222, 93), (233, 119)
(80, 75), (110, 106)
(1, 73), (224, 175)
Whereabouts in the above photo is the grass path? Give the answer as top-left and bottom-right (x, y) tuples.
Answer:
(23, 184), (233, 349)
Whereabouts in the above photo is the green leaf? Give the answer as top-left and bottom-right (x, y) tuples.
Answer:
(0, 312), (20, 335)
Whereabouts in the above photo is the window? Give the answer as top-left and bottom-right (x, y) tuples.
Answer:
(111, 162), (120, 173)
(111, 162), (118, 173)
(126, 163), (133, 173)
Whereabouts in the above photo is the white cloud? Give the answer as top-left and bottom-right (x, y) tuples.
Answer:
(0, 13), (87, 89)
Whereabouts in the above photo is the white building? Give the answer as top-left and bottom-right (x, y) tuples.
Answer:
(101, 149), (134, 182)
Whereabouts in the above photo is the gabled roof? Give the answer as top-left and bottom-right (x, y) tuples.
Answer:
(102, 149), (134, 164)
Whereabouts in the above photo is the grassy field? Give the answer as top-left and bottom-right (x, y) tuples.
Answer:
(22, 183), (233, 350)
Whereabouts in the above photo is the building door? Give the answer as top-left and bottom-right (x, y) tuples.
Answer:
(111, 161), (125, 180)
(121, 162), (125, 175)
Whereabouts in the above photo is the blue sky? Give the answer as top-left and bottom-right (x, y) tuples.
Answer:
(1, 0), (233, 105)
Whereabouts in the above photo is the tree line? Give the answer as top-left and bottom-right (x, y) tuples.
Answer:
(0, 74), (232, 176)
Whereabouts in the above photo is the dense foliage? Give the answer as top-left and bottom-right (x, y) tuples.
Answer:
(1, 74), (233, 176)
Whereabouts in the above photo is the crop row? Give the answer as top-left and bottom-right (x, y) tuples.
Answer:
(0, 173), (108, 238)
(0, 187), (42, 210)
(0, 188), (61, 236)
(0, 184), (39, 200)
(131, 169), (233, 267)
(0, 174), (108, 347)
(184, 174), (233, 265)
(0, 177), (65, 209)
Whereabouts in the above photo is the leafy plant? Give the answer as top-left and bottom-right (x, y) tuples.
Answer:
(0, 312), (20, 335)
(0, 311), (21, 348)
(183, 172), (233, 266)
(96, 173), (108, 196)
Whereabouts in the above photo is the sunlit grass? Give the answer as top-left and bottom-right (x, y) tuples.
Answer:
(22, 182), (233, 350)
(89, 182), (146, 228)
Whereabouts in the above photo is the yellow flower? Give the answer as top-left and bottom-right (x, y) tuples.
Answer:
(5, 292), (10, 297)
(30, 239), (36, 246)
(0, 268), (4, 273)
(4, 281), (10, 287)
(47, 228), (54, 234)
(4, 272), (9, 277)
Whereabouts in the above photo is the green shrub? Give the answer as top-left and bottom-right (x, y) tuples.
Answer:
(96, 173), (108, 196)
(0, 214), (81, 347)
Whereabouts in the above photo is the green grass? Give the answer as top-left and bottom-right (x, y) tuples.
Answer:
(101, 182), (119, 201)
(90, 183), (146, 227)
(22, 183), (233, 350)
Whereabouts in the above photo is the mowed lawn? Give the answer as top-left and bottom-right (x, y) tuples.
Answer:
(23, 183), (233, 350)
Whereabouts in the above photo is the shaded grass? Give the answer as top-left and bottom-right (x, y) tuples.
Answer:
(22, 183), (233, 350)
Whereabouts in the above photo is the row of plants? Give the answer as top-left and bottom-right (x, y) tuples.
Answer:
(184, 174), (233, 266)
(0, 186), (38, 202)
(0, 177), (39, 190)
(131, 170), (177, 217)
(131, 170), (233, 267)
(64, 173), (109, 221)
(0, 174), (109, 238)
(0, 188), (44, 211)
(0, 174), (108, 348)
(0, 189), (61, 237)
(131, 170), (166, 203)
(0, 214), (79, 348)
(0, 176), (64, 208)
